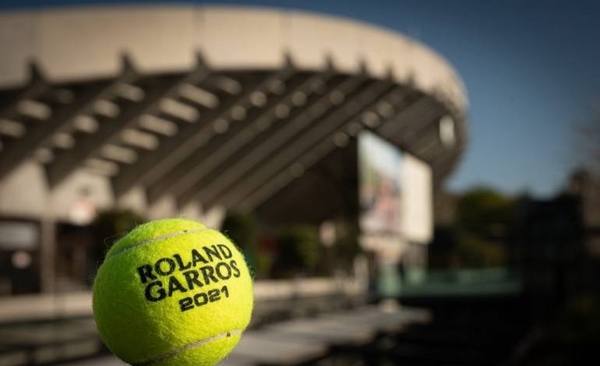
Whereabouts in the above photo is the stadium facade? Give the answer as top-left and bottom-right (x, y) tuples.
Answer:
(0, 6), (468, 294)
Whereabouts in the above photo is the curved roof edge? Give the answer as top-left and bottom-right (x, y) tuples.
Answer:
(0, 5), (468, 112)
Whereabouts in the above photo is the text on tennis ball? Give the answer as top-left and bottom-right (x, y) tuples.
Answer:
(135, 244), (242, 310)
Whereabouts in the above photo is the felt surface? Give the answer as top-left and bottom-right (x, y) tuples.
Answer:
(93, 218), (253, 366)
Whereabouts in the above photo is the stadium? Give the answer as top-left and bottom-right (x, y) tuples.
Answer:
(0, 5), (467, 295)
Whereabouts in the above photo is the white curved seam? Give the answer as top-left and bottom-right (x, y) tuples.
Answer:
(106, 228), (215, 259)
(135, 329), (244, 366)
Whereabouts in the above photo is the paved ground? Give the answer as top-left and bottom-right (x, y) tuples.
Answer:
(0, 291), (531, 366)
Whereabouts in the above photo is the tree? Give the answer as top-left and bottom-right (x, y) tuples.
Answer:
(457, 186), (515, 240)
(574, 105), (600, 177)
(272, 225), (321, 278)
(331, 219), (363, 273)
(220, 211), (267, 278)
(221, 211), (258, 252)
(90, 209), (145, 265)
(428, 186), (515, 269)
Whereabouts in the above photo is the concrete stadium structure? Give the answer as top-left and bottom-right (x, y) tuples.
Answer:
(0, 6), (468, 293)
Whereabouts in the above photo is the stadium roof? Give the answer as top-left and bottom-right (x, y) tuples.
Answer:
(0, 6), (468, 212)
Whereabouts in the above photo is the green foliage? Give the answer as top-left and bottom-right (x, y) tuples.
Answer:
(331, 221), (363, 271)
(428, 225), (459, 269)
(90, 209), (145, 263)
(273, 225), (321, 277)
(221, 211), (264, 277)
(221, 211), (258, 252)
(251, 252), (273, 280)
(430, 186), (515, 269)
(457, 186), (515, 239)
(456, 233), (507, 268)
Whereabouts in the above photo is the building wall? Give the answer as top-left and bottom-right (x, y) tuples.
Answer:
(402, 153), (433, 244)
(0, 6), (468, 113)
(0, 161), (226, 226)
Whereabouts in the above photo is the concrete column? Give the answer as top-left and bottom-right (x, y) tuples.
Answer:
(40, 215), (56, 293)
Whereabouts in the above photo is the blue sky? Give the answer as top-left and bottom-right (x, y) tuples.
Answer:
(227, 0), (600, 198)
(2, 0), (599, 198)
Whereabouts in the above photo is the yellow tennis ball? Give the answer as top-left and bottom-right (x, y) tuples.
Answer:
(92, 218), (253, 366)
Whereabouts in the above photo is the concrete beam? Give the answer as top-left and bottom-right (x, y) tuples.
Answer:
(178, 74), (364, 207)
(220, 79), (395, 209)
(144, 67), (298, 205)
(239, 86), (408, 210)
(112, 67), (294, 199)
(0, 68), (136, 181)
(46, 62), (209, 188)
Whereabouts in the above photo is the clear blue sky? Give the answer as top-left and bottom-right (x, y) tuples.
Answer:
(2, 0), (599, 198)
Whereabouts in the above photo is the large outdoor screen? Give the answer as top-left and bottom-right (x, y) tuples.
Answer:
(401, 153), (433, 244)
(358, 131), (403, 237)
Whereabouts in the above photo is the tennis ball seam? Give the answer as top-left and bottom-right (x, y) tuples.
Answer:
(134, 329), (244, 366)
(107, 227), (214, 259)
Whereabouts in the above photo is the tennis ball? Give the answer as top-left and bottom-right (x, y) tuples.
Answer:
(92, 218), (253, 366)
